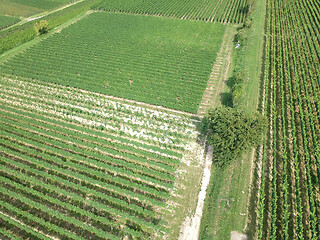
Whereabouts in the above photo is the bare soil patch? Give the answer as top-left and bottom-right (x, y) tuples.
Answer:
(231, 231), (247, 240)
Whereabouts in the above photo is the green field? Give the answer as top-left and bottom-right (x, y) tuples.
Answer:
(0, 0), (99, 55)
(0, 0), (75, 17)
(0, 76), (198, 239)
(2, 0), (307, 239)
(1, 0), (320, 238)
(1, 12), (225, 113)
(92, 0), (248, 23)
(256, 0), (320, 239)
(0, 14), (20, 30)
(10, 0), (74, 10)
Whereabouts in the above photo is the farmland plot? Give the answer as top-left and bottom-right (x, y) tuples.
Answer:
(0, 14), (20, 30)
(0, 75), (199, 239)
(0, 12), (226, 114)
(92, 0), (248, 23)
(0, 0), (76, 17)
(9, 0), (76, 10)
(257, 0), (320, 239)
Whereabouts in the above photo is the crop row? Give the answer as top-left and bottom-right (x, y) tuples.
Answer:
(0, 15), (20, 30)
(0, 77), (196, 151)
(91, 0), (248, 23)
(0, 101), (183, 160)
(257, 0), (320, 239)
(0, 12), (226, 113)
(2, 76), (197, 128)
(0, 75), (196, 238)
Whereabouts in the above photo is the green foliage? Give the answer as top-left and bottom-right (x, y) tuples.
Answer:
(229, 11), (254, 107)
(34, 20), (48, 35)
(234, 29), (246, 45)
(228, 17), (251, 107)
(92, 0), (248, 24)
(0, 76), (196, 239)
(244, 17), (253, 28)
(0, 26), (36, 54)
(206, 107), (267, 166)
(11, 0), (75, 10)
(0, 14), (20, 30)
(246, 0), (255, 13)
(258, 0), (320, 238)
(0, 0), (75, 17)
(0, 0), (98, 54)
(1, 12), (225, 113)
(227, 69), (245, 107)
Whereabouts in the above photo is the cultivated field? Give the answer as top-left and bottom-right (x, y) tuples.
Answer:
(257, 0), (320, 239)
(92, 0), (248, 23)
(0, 75), (199, 239)
(0, 0), (74, 16)
(1, 12), (225, 113)
(0, 15), (20, 30)
(6, 0), (320, 239)
(0, 1), (232, 238)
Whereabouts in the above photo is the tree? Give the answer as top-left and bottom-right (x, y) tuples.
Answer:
(34, 20), (48, 35)
(206, 107), (267, 166)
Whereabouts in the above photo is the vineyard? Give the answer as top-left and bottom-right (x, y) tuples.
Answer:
(9, 0), (75, 10)
(0, 0), (75, 17)
(257, 0), (320, 239)
(0, 75), (199, 239)
(0, 15), (20, 30)
(0, 12), (225, 114)
(92, 0), (248, 24)
(5, 0), (318, 238)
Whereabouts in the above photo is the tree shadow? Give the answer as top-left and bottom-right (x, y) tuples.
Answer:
(220, 92), (233, 108)
(194, 75), (235, 140)
(218, 75), (236, 108)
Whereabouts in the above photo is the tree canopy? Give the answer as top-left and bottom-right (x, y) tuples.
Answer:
(34, 20), (48, 35)
(206, 107), (267, 166)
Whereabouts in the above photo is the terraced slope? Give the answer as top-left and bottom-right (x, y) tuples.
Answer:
(0, 75), (198, 239)
(92, 0), (248, 23)
(1, 12), (226, 113)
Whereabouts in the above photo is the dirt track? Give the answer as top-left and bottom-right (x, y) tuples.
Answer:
(178, 146), (213, 240)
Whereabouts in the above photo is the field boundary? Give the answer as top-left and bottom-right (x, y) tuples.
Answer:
(0, 9), (91, 64)
(179, 144), (213, 240)
(0, 74), (199, 239)
(2, 0), (84, 31)
(2, 75), (199, 119)
(197, 26), (237, 116)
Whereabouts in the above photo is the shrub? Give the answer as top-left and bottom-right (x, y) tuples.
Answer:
(206, 107), (267, 166)
(34, 20), (48, 35)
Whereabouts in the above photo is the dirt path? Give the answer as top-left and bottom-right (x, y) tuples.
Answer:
(3, 0), (84, 31)
(24, 0), (84, 23)
(197, 26), (237, 116)
(178, 145), (213, 240)
(178, 26), (238, 240)
(231, 231), (247, 240)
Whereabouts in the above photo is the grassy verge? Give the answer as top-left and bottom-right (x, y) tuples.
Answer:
(199, 0), (267, 238)
(0, 10), (91, 64)
(232, 0), (267, 112)
(0, 0), (99, 55)
(199, 150), (254, 239)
